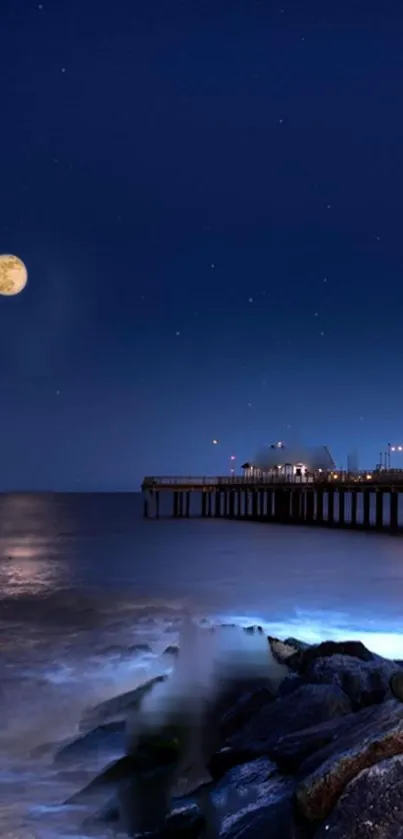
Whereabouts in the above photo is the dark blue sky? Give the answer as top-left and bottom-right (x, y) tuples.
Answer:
(1, 0), (403, 489)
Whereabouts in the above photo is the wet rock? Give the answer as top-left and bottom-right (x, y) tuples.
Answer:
(284, 637), (311, 652)
(296, 698), (403, 822)
(390, 670), (403, 701)
(217, 682), (275, 742)
(54, 719), (125, 763)
(314, 755), (403, 839)
(278, 674), (306, 696)
(164, 803), (205, 837)
(212, 758), (297, 839)
(271, 705), (385, 773)
(163, 645), (179, 657)
(228, 684), (352, 759)
(300, 654), (399, 710)
(268, 637), (301, 667)
(296, 640), (375, 672)
(67, 755), (136, 803)
(243, 625), (264, 635)
(208, 746), (252, 780)
(80, 674), (167, 729)
(68, 729), (181, 805)
(83, 794), (120, 826)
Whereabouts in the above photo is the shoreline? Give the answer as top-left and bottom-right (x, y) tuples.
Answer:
(49, 626), (403, 838)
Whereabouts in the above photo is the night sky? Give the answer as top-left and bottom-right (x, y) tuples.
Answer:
(1, 1), (403, 490)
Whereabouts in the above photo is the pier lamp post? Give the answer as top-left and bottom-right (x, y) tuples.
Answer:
(389, 444), (403, 469)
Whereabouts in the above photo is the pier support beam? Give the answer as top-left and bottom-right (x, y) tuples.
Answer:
(338, 490), (345, 526)
(351, 490), (357, 527)
(390, 491), (398, 532)
(201, 491), (207, 517)
(328, 490), (335, 524)
(363, 491), (370, 528)
(375, 490), (383, 530)
(316, 489), (324, 524)
(305, 490), (314, 524)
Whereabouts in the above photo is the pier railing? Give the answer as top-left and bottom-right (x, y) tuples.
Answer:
(142, 470), (403, 488)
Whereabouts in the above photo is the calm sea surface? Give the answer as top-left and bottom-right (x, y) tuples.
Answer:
(1, 491), (403, 838)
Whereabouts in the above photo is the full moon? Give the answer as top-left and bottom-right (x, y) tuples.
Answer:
(0, 254), (28, 296)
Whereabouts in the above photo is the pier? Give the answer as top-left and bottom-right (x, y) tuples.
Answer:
(141, 474), (403, 534)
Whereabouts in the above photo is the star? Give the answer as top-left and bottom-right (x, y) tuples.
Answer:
(210, 263), (215, 269)
(175, 331), (181, 336)
(61, 67), (67, 73)
(314, 312), (319, 317)
(320, 331), (325, 337)
(323, 277), (328, 283)
(248, 297), (254, 303)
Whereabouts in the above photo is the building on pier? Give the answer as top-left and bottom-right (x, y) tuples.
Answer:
(242, 443), (335, 480)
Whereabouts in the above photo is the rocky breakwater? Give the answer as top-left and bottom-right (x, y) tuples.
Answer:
(59, 627), (403, 838)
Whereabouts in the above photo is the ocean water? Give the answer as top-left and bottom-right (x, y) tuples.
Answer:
(1, 491), (403, 838)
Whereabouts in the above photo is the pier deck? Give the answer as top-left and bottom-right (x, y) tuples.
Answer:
(141, 474), (403, 533)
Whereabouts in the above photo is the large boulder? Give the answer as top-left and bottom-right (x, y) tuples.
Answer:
(54, 719), (125, 764)
(211, 758), (297, 839)
(212, 680), (275, 743)
(227, 684), (352, 761)
(296, 640), (375, 672)
(79, 674), (167, 730)
(271, 703), (388, 773)
(314, 755), (403, 838)
(296, 699), (403, 822)
(298, 654), (399, 710)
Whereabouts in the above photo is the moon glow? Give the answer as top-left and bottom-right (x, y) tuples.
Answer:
(0, 255), (28, 296)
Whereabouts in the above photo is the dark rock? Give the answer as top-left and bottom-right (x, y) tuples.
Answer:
(268, 637), (301, 667)
(128, 643), (153, 654)
(271, 705), (387, 773)
(68, 730), (181, 804)
(54, 719), (125, 763)
(227, 684), (352, 760)
(299, 654), (399, 710)
(211, 758), (297, 839)
(163, 803), (205, 837)
(296, 698), (403, 822)
(284, 637), (311, 652)
(80, 674), (167, 729)
(83, 795), (120, 827)
(390, 670), (403, 701)
(67, 755), (136, 803)
(278, 674), (306, 696)
(208, 746), (254, 781)
(163, 645), (179, 657)
(218, 683), (275, 742)
(314, 755), (403, 838)
(119, 765), (180, 836)
(297, 640), (375, 672)
(243, 625), (264, 635)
